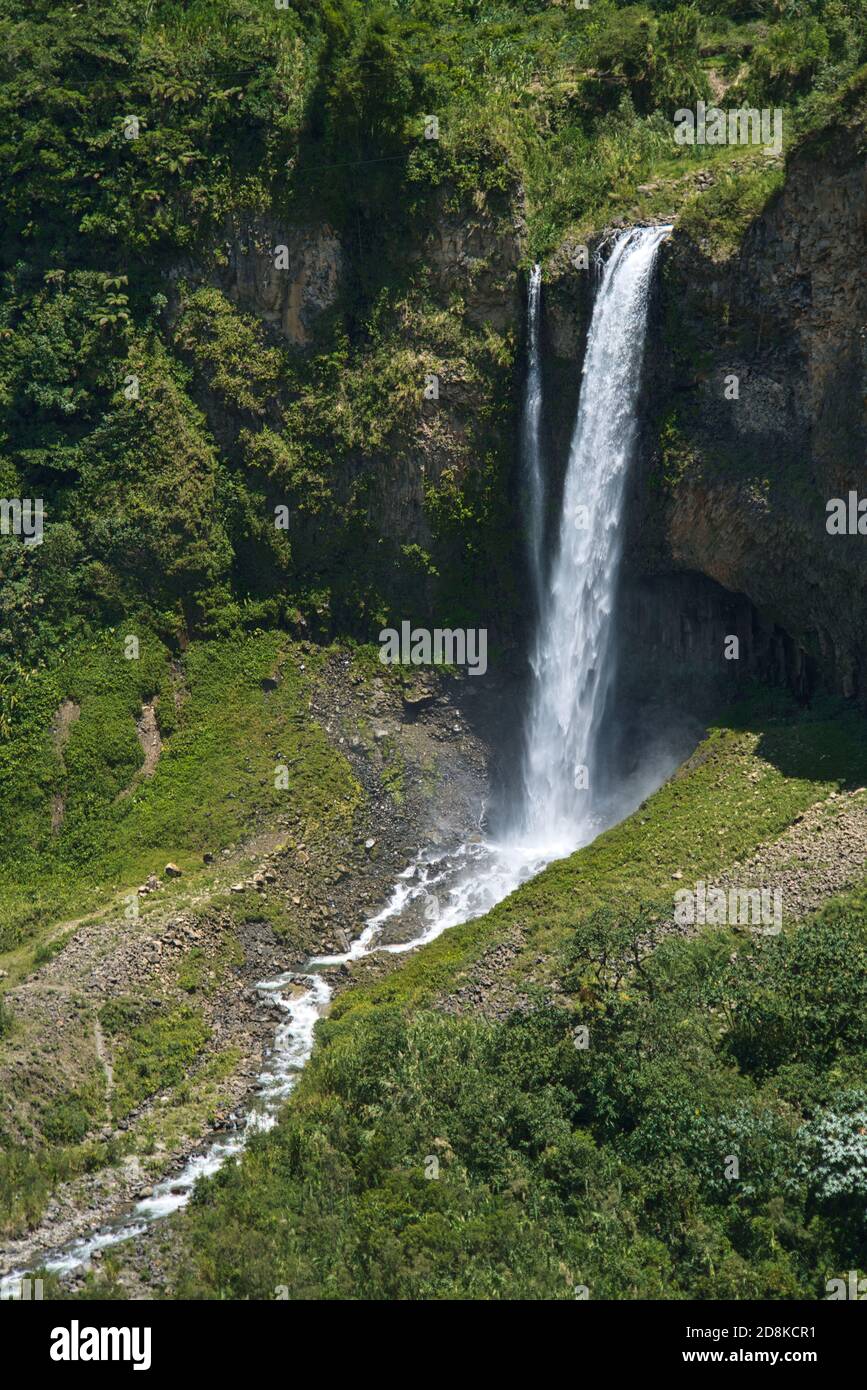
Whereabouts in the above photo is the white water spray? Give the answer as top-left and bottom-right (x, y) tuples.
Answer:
(0, 227), (671, 1294)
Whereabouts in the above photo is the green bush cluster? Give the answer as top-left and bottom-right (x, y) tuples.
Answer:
(0, 1137), (112, 1239)
(162, 696), (867, 1299)
(0, 631), (360, 950)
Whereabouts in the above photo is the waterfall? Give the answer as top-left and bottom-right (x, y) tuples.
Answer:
(521, 264), (545, 606)
(0, 227), (672, 1292)
(518, 225), (672, 853)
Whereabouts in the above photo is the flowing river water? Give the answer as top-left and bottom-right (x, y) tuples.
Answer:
(0, 224), (672, 1295)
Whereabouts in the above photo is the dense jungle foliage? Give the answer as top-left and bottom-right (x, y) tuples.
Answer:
(2, 0), (866, 672)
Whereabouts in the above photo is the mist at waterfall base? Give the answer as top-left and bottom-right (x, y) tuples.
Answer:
(1, 226), (685, 1294)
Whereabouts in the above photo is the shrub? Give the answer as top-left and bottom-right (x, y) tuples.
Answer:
(797, 1089), (867, 1204)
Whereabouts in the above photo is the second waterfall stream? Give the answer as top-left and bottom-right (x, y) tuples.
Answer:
(0, 224), (672, 1290)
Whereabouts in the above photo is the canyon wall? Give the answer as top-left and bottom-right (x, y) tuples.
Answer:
(632, 116), (867, 702)
(175, 97), (867, 701)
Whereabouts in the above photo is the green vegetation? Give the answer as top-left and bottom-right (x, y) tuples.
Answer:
(1, 3), (862, 950)
(0, 1137), (114, 1240)
(130, 1046), (243, 1169)
(41, 1084), (105, 1147)
(678, 159), (785, 257)
(32, 930), (75, 967)
(177, 938), (242, 995)
(0, 0), (525, 686)
(1, 0), (862, 724)
(2, 0), (866, 1300)
(100, 998), (211, 1122)
(163, 695), (867, 1298)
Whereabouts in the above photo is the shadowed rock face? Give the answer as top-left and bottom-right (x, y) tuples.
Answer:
(167, 111), (863, 701)
(219, 215), (344, 346)
(629, 123), (867, 703)
(423, 185), (524, 333)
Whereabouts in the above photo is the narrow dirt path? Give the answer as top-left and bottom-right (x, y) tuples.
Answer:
(135, 700), (162, 778)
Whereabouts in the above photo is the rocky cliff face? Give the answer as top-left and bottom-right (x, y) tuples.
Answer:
(167, 180), (528, 645)
(630, 120), (867, 702)
(218, 214), (344, 347)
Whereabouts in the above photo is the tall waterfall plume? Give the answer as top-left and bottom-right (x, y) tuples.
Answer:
(518, 225), (672, 853)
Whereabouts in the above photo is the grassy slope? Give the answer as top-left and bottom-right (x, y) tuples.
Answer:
(0, 634), (363, 1237)
(329, 692), (867, 1023)
(0, 634), (361, 956)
